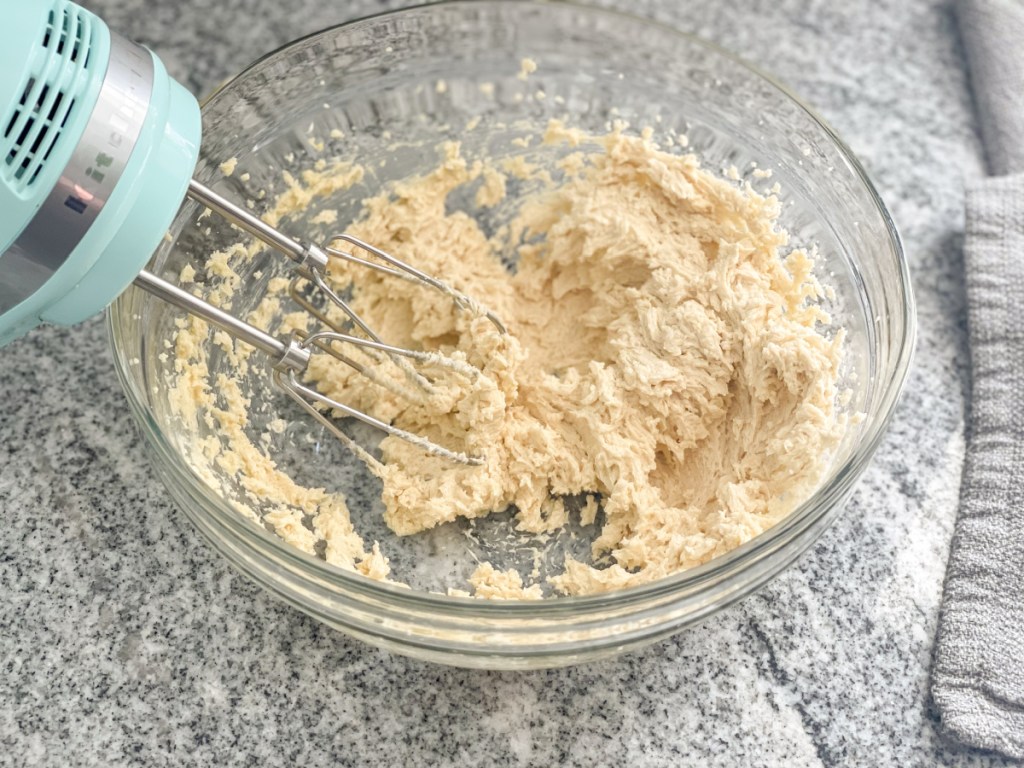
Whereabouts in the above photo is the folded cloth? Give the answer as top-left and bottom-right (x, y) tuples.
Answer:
(933, 0), (1024, 759)
(955, 0), (1024, 175)
(933, 173), (1024, 759)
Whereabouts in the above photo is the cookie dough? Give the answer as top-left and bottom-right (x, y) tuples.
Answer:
(170, 121), (847, 597)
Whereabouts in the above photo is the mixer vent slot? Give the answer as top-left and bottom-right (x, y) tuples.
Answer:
(2, 3), (95, 192)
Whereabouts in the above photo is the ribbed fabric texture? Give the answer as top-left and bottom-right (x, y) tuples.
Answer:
(933, 0), (1024, 758)
(933, 174), (1024, 759)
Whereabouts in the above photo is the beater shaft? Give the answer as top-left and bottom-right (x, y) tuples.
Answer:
(134, 267), (484, 466)
(186, 180), (330, 277)
(132, 269), (309, 372)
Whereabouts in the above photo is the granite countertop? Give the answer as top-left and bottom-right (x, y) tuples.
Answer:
(0, 0), (1007, 765)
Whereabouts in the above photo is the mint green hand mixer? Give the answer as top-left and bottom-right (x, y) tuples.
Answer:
(0, 0), (504, 465)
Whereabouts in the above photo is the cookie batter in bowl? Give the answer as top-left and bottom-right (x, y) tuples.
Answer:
(169, 120), (849, 598)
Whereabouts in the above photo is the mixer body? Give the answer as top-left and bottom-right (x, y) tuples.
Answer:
(0, 0), (200, 346)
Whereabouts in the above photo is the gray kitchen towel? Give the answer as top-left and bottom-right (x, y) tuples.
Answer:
(956, 0), (1024, 175)
(933, 174), (1024, 759)
(932, 0), (1024, 759)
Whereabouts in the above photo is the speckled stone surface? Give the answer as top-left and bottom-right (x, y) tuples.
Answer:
(0, 0), (1008, 765)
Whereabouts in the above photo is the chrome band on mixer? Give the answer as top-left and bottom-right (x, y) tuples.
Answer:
(0, 33), (153, 313)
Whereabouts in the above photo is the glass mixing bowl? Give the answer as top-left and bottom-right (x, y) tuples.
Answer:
(108, 0), (914, 669)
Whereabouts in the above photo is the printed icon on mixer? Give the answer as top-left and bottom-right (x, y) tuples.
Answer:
(86, 152), (114, 184)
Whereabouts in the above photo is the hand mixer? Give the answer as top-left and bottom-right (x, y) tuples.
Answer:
(0, 0), (505, 465)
